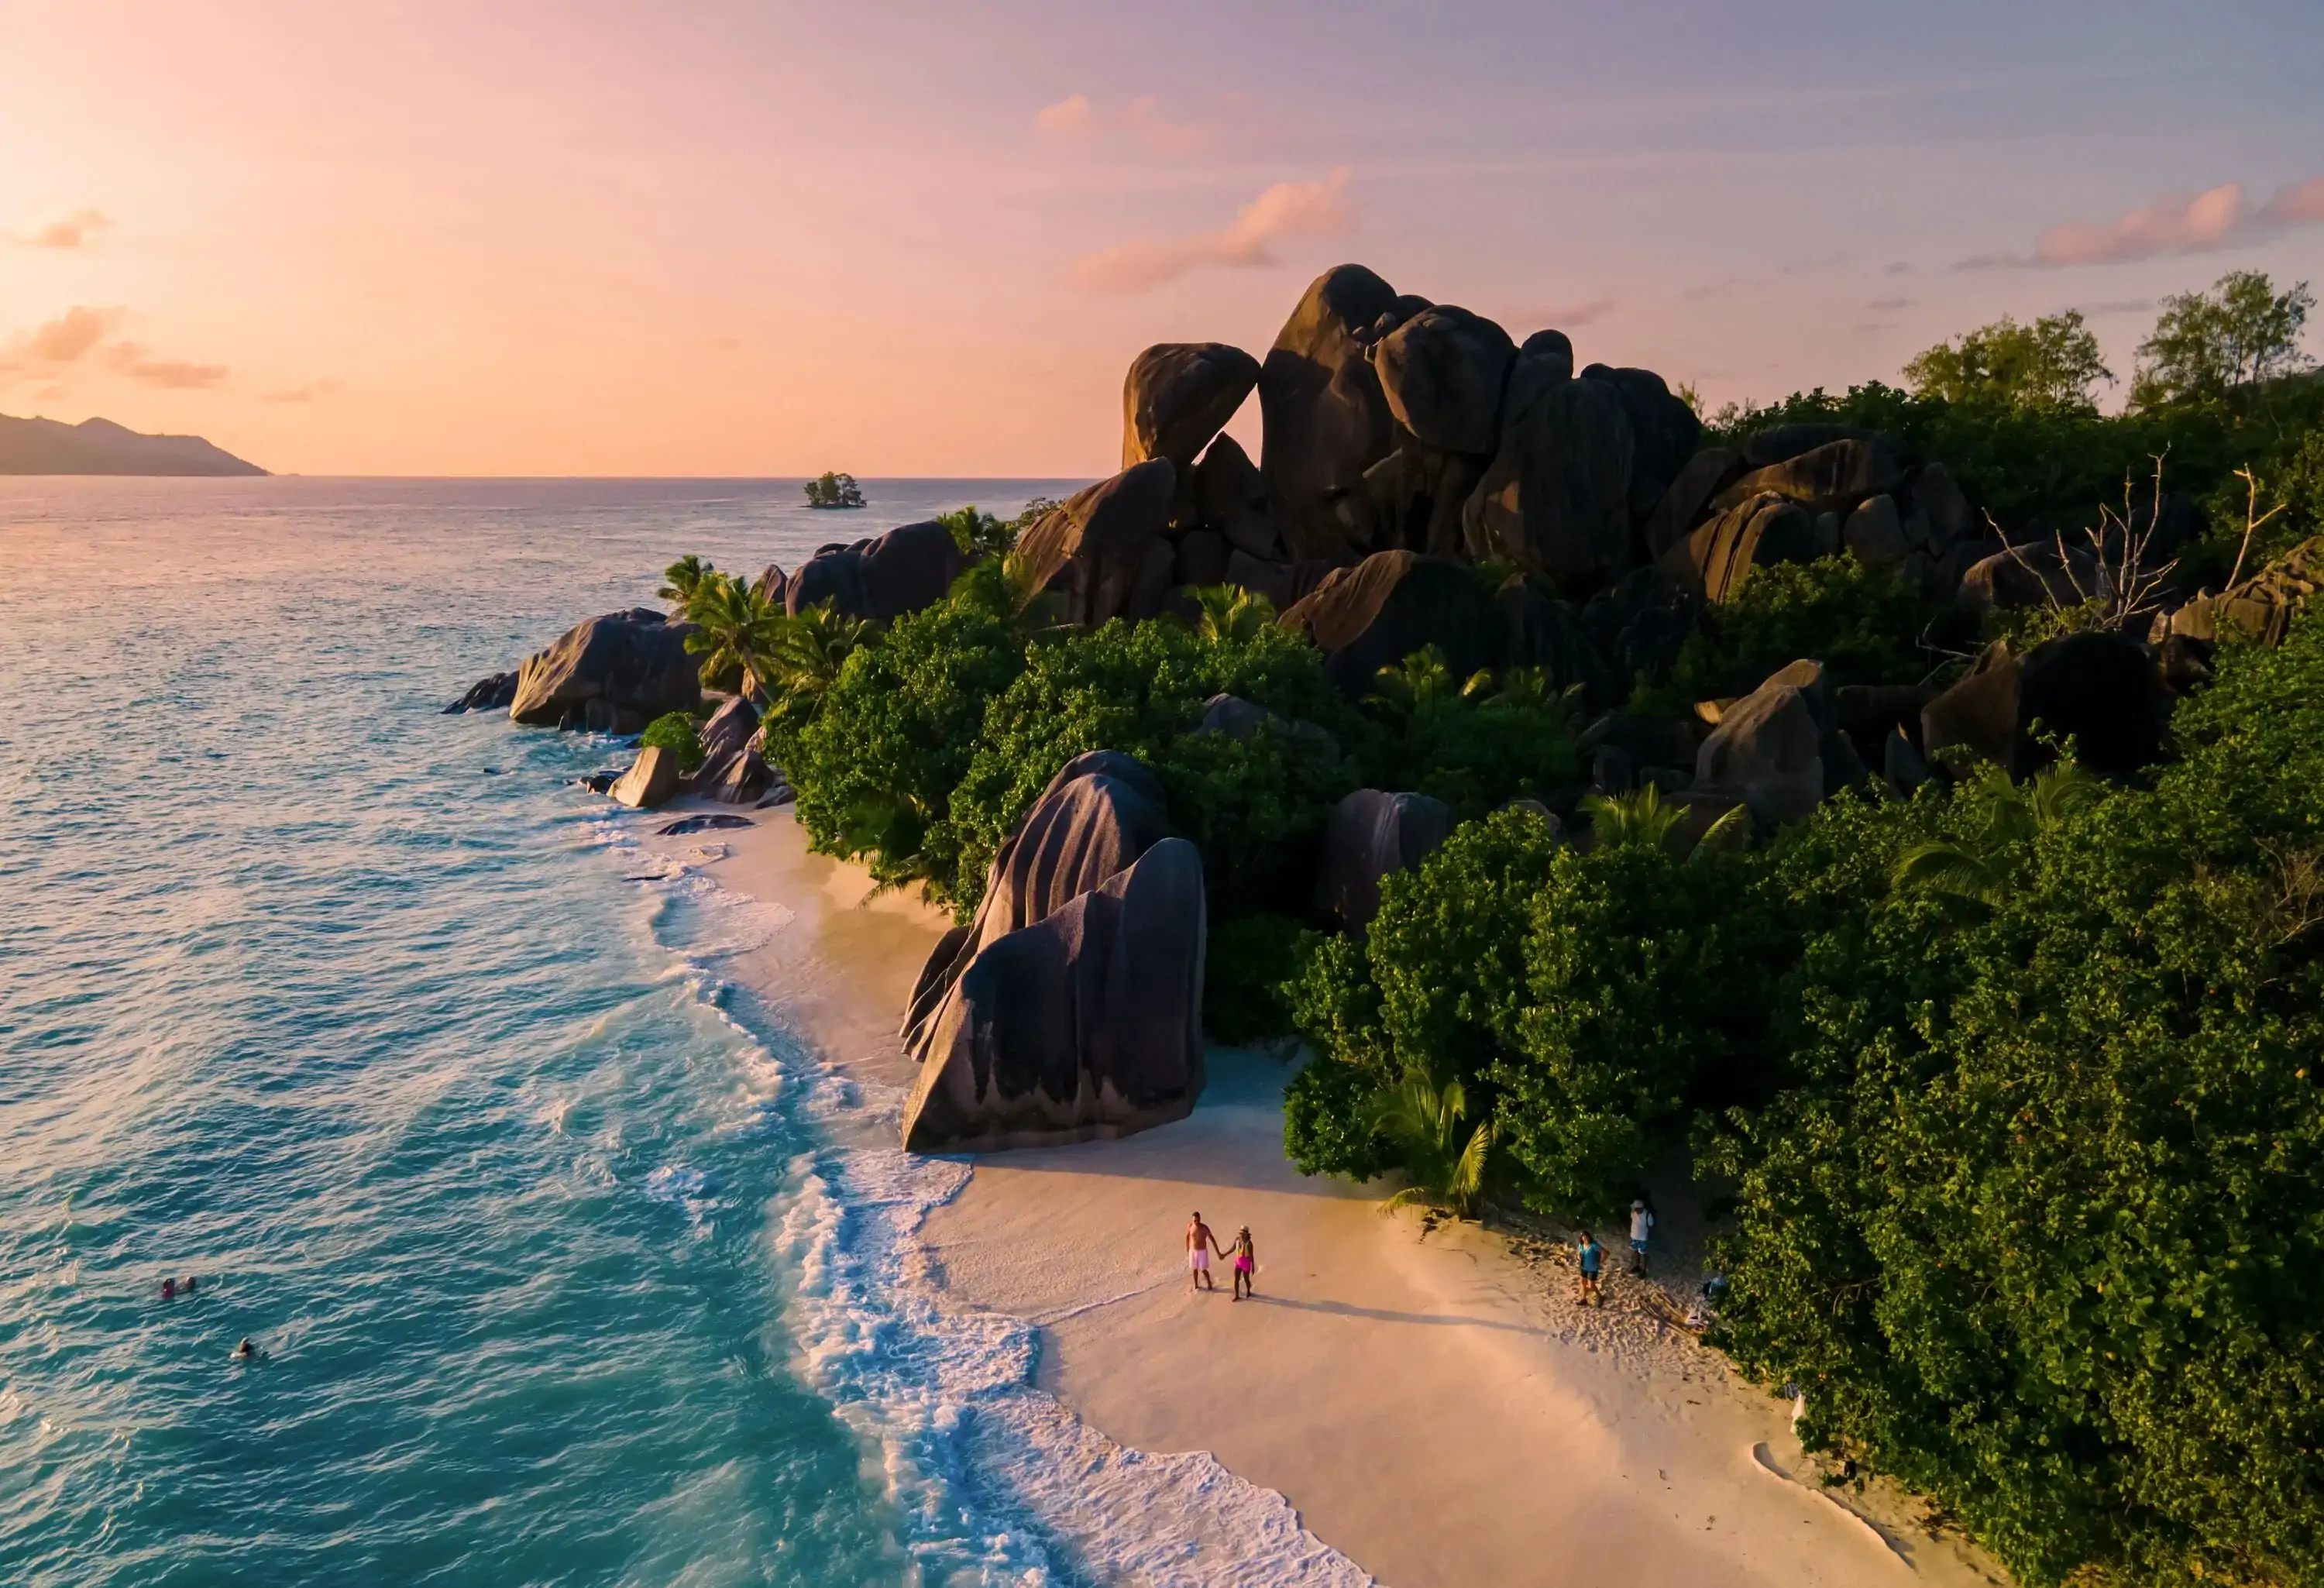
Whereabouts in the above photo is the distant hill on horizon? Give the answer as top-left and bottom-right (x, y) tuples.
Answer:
(0, 413), (266, 476)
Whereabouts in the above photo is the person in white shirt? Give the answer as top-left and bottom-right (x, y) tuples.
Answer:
(1628, 1199), (1655, 1276)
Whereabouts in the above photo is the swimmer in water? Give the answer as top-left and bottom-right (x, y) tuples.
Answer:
(162, 1278), (176, 1301)
(233, 1338), (260, 1361)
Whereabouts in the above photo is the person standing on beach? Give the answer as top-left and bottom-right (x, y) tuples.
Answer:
(1628, 1199), (1655, 1276)
(1229, 1226), (1257, 1301)
(1187, 1212), (1226, 1293)
(1575, 1229), (1604, 1307)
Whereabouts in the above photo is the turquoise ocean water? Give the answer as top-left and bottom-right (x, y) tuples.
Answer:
(0, 478), (1109, 1586)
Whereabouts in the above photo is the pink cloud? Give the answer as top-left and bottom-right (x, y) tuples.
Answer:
(17, 208), (110, 249)
(1069, 167), (1353, 293)
(1034, 92), (1213, 158)
(27, 305), (121, 361)
(108, 342), (228, 388)
(1965, 175), (2324, 270)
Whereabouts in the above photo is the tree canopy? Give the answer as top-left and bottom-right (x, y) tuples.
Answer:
(1903, 310), (2113, 412)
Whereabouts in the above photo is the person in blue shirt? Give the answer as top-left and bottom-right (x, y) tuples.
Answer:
(1574, 1229), (1604, 1307)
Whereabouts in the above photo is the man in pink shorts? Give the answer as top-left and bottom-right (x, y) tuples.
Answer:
(1187, 1211), (1226, 1291)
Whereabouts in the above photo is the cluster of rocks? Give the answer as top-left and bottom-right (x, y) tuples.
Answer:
(453, 261), (2312, 1160)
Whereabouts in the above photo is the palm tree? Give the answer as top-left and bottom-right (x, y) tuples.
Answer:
(761, 599), (877, 717)
(1890, 758), (2105, 906)
(658, 555), (717, 618)
(1581, 783), (1752, 858)
(1189, 583), (1277, 645)
(1367, 1074), (1494, 1219)
(682, 572), (784, 699)
(1367, 645), (1495, 721)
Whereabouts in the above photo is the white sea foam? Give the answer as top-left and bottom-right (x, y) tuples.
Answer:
(610, 835), (1373, 1588)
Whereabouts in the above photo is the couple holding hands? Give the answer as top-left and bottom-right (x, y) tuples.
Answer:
(1185, 1212), (1257, 1301)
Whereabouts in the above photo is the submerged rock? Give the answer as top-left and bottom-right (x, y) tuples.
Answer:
(658, 813), (755, 835)
(443, 671), (517, 713)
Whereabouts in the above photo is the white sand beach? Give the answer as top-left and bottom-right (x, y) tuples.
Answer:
(662, 804), (2006, 1588)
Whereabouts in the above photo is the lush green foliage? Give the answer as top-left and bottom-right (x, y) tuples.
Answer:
(658, 553), (717, 616)
(2133, 270), (2315, 410)
(1695, 623), (2324, 1587)
(638, 710), (705, 773)
(804, 470), (866, 509)
(945, 616), (1357, 919)
(935, 504), (1014, 560)
(681, 572), (784, 698)
(1203, 913), (1312, 1047)
(1903, 310), (2113, 412)
(774, 588), (1027, 898)
(1283, 805), (1783, 1218)
(1666, 555), (1940, 700)
(1360, 648), (1582, 817)
(1366, 1075), (1494, 1217)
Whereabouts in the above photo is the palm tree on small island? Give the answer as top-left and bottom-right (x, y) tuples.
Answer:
(804, 470), (866, 509)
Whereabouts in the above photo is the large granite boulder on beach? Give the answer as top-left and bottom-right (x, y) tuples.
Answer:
(1314, 789), (1453, 933)
(902, 837), (1207, 1153)
(609, 744), (682, 809)
(1463, 375), (1636, 597)
(1661, 492), (1821, 604)
(510, 608), (703, 732)
(444, 671), (518, 713)
(1122, 343), (1261, 473)
(1016, 460), (1178, 626)
(1260, 265), (1403, 561)
(1279, 549), (1497, 697)
(903, 752), (1174, 1057)
(1692, 660), (1831, 829)
(785, 518), (966, 622)
(1370, 305), (1516, 455)
(1920, 633), (2162, 776)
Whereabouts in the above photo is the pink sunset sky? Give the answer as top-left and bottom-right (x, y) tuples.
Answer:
(3, 0), (2321, 476)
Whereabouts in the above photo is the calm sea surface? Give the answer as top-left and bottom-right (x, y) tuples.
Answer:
(0, 478), (1088, 1587)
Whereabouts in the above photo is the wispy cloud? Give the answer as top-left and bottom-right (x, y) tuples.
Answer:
(1068, 167), (1353, 293)
(1034, 93), (1219, 159)
(1501, 294), (1617, 331)
(1959, 175), (2324, 270)
(266, 379), (342, 403)
(108, 343), (228, 388)
(14, 208), (108, 249)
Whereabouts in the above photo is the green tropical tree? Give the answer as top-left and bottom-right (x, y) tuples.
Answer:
(1189, 583), (1277, 645)
(682, 572), (784, 699)
(1889, 758), (2106, 905)
(1367, 644), (1492, 720)
(761, 599), (878, 719)
(658, 554), (717, 618)
(1365, 1073), (1494, 1218)
(2132, 270), (2315, 408)
(1581, 782), (1750, 858)
(1902, 311), (2114, 412)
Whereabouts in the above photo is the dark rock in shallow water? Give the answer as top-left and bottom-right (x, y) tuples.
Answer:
(657, 813), (755, 835)
(510, 609), (701, 733)
(1313, 789), (1453, 933)
(444, 671), (518, 713)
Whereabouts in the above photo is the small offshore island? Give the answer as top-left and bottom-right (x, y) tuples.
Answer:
(0, 411), (266, 475)
(460, 263), (2324, 1588)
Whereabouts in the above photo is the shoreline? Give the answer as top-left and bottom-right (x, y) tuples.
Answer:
(647, 800), (2003, 1586)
